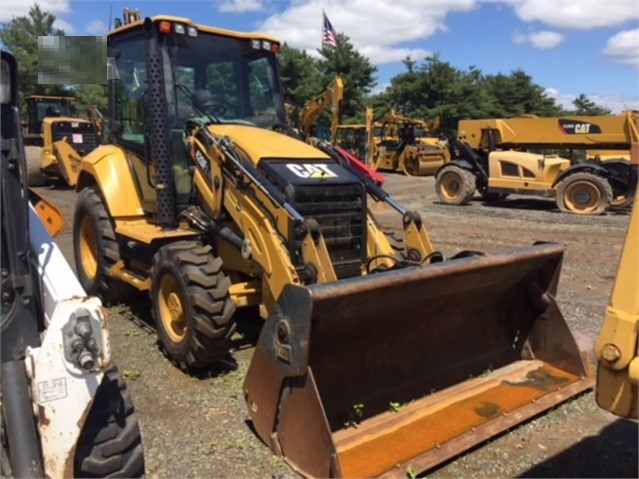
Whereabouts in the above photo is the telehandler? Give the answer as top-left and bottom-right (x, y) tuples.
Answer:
(23, 94), (101, 187)
(72, 10), (593, 478)
(1, 49), (145, 478)
(594, 141), (638, 419)
(437, 112), (639, 214)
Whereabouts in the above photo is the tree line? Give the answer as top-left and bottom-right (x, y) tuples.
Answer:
(0, 3), (612, 135)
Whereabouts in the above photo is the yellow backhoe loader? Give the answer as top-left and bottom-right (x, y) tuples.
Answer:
(594, 141), (638, 419)
(439, 111), (639, 213)
(72, 10), (593, 478)
(23, 95), (101, 187)
(366, 107), (449, 176)
(298, 76), (343, 140)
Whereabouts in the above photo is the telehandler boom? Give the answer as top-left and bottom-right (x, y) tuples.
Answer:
(72, 10), (593, 478)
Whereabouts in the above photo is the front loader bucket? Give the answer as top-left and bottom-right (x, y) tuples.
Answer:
(243, 242), (594, 479)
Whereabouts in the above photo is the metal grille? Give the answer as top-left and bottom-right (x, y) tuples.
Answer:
(291, 183), (366, 279)
(51, 121), (99, 155)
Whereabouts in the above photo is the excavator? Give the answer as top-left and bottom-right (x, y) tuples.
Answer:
(1, 49), (145, 478)
(71, 10), (593, 478)
(366, 107), (450, 176)
(594, 141), (638, 419)
(439, 111), (639, 213)
(23, 94), (101, 187)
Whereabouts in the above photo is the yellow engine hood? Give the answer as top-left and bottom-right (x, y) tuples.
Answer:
(208, 124), (330, 162)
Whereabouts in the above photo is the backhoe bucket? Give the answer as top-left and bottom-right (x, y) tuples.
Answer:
(243, 242), (594, 478)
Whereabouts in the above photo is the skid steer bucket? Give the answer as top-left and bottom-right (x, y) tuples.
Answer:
(243, 242), (594, 478)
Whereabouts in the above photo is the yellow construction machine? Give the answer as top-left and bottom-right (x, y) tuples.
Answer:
(439, 111), (639, 213)
(298, 76), (343, 139)
(594, 141), (638, 419)
(366, 108), (449, 176)
(22, 95), (101, 187)
(72, 10), (594, 478)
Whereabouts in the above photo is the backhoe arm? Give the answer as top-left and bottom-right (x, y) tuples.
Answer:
(594, 142), (639, 419)
(300, 76), (343, 137)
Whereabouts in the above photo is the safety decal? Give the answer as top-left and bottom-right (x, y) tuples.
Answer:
(37, 377), (68, 403)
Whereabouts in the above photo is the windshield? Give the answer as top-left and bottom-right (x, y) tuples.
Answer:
(35, 99), (74, 120)
(163, 31), (286, 129)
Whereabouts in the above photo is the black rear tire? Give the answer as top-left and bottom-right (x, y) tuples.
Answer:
(435, 165), (476, 205)
(556, 172), (612, 215)
(73, 186), (136, 303)
(150, 241), (237, 371)
(74, 367), (145, 478)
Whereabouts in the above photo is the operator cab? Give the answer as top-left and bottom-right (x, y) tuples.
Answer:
(107, 15), (285, 219)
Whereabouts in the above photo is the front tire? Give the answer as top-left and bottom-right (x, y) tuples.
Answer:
(435, 165), (476, 205)
(556, 172), (612, 215)
(73, 186), (134, 302)
(150, 241), (237, 371)
(74, 367), (145, 478)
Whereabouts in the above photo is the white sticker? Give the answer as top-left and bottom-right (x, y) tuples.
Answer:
(286, 163), (338, 179)
(72, 133), (83, 144)
(37, 378), (68, 403)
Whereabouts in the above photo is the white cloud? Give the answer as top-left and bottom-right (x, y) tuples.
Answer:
(602, 29), (639, 66)
(86, 20), (107, 36)
(512, 31), (564, 49)
(543, 87), (639, 113)
(486, 0), (639, 30)
(0, 0), (71, 22)
(217, 0), (263, 13)
(256, 0), (476, 66)
(53, 19), (75, 34)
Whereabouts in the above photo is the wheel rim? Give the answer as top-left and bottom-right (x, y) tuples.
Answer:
(158, 274), (187, 343)
(79, 216), (98, 280)
(563, 181), (601, 213)
(611, 194), (633, 208)
(440, 171), (462, 200)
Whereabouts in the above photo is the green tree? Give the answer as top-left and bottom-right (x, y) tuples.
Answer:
(379, 55), (469, 135)
(568, 94), (612, 116)
(72, 84), (108, 117)
(0, 2), (67, 108)
(278, 43), (323, 108)
(316, 33), (377, 122)
(484, 70), (562, 117)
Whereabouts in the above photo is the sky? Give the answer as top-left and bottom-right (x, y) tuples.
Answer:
(2, 0), (638, 113)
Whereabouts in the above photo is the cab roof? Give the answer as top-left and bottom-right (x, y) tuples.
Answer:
(108, 14), (281, 44)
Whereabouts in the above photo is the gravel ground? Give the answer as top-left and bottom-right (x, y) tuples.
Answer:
(34, 172), (637, 478)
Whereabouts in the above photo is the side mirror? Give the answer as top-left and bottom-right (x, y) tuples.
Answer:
(110, 120), (123, 138)
(1, 51), (17, 107)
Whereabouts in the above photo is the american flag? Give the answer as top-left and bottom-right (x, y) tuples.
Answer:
(323, 12), (338, 48)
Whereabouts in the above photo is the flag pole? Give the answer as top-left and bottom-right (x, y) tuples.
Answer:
(321, 8), (324, 48)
